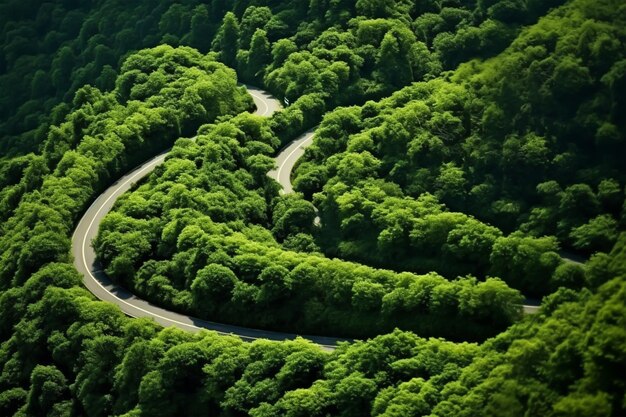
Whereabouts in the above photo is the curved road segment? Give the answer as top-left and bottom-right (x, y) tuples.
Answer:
(73, 85), (545, 352)
(268, 128), (316, 194)
(72, 85), (341, 349)
(266, 127), (544, 315)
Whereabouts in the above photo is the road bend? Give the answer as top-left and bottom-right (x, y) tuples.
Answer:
(73, 84), (556, 353)
(72, 85), (342, 350)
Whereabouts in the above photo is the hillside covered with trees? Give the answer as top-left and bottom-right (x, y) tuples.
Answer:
(0, 0), (625, 416)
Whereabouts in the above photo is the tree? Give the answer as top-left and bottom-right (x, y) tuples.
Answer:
(276, 344), (326, 390)
(137, 341), (214, 417)
(255, 384), (331, 417)
(16, 231), (71, 284)
(443, 217), (502, 274)
(597, 178), (622, 212)
(247, 29), (271, 82)
(569, 214), (619, 253)
(272, 194), (318, 241)
(351, 279), (386, 312)
(486, 0), (527, 24)
(190, 5), (212, 51)
(0, 388), (27, 417)
(113, 336), (163, 415)
(435, 162), (468, 210)
(356, 0), (412, 19)
(272, 39), (298, 68)
(257, 265), (292, 305)
(489, 234), (561, 296)
(191, 264), (238, 315)
(51, 46), (74, 92)
(246, 153), (275, 183)
(552, 393), (612, 417)
(336, 152), (381, 185)
(25, 365), (69, 416)
(214, 12), (240, 68)
(551, 262), (586, 290)
(375, 30), (413, 89)
(334, 372), (378, 417)
(239, 6), (272, 47)
(558, 184), (601, 233)
(547, 56), (593, 100)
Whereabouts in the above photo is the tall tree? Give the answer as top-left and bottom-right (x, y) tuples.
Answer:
(190, 5), (212, 51)
(375, 30), (413, 89)
(213, 12), (240, 68)
(247, 29), (271, 82)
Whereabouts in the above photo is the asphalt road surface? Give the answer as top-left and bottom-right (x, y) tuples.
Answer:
(72, 85), (343, 350)
(267, 125), (548, 316)
(267, 128), (315, 194)
(73, 84), (552, 351)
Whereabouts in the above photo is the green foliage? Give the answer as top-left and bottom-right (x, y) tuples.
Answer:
(570, 215), (619, 253)
(293, 0), (625, 292)
(213, 12), (240, 68)
(0, 0), (624, 416)
(489, 234), (562, 296)
(271, 194), (317, 241)
(96, 110), (522, 340)
(191, 264), (238, 315)
(25, 365), (69, 416)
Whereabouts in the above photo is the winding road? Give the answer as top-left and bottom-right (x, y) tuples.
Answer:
(265, 126), (544, 315)
(72, 84), (548, 352)
(72, 85), (342, 349)
(267, 128), (315, 194)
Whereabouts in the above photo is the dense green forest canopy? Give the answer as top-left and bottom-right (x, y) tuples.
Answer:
(293, 0), (626, 294)
(94, 104), (523, 341)
(0, 0), (625, 416)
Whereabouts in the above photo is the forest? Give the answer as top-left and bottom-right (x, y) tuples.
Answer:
(0, 0), (625, 416)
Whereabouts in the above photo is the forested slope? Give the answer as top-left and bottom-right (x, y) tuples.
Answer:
(0, 0), (624, 416)
(294, 0), (626, 296)
(1, 0), (566, 156)
(94, 103), (522, 341)
(2, 0), (559, 222)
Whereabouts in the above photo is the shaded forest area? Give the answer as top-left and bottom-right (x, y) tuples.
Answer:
(0, 0), (625, 416)
(294, 1), (626, 295)
(0, 0), (565, 156)
(95, 97), (522, 340)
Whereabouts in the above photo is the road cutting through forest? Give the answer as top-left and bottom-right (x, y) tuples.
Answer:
(72, 84), (542, 351)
